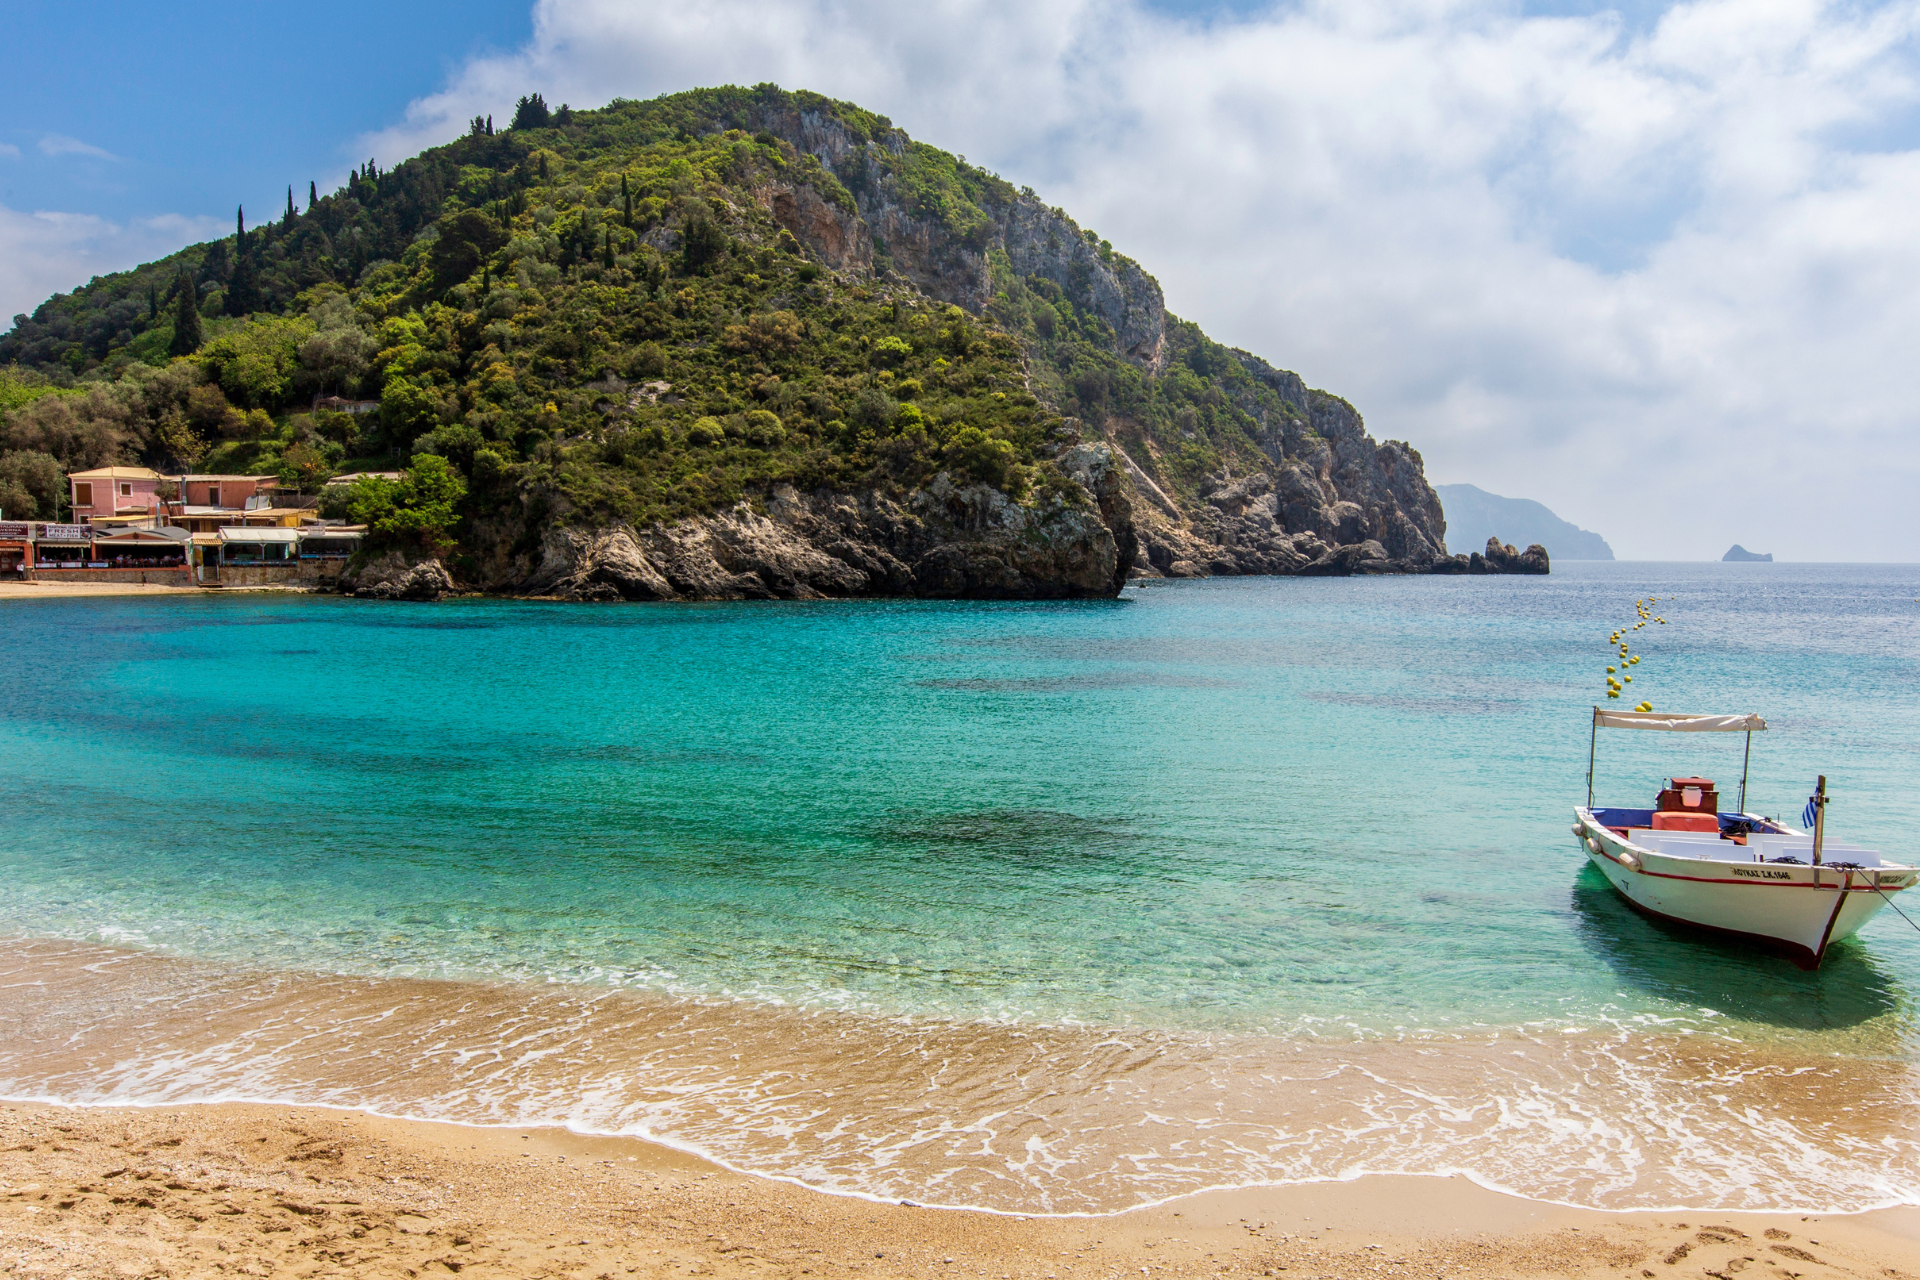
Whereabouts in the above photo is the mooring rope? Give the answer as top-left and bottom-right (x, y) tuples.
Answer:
(1867, 882), (1920, 938)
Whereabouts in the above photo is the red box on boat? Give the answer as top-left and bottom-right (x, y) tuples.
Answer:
(1652, 811), (1720, 833)
(1658, 777), (1719, 813)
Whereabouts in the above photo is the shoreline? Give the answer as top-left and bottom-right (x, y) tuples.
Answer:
(7, 935), (1919, 1219)
(5, 1101), (1918, 1280)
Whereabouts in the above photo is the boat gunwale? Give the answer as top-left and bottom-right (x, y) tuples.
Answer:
(1573, 807), (1914, 891)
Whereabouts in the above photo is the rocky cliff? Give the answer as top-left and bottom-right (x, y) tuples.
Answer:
(462, 443), (1134, 602)
(704, 94), (1460, 583)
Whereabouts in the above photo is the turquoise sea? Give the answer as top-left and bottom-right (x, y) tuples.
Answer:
(3, 562), (1918, 1213)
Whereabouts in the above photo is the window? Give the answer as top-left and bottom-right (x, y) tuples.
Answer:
(120, 482), (132, 497)
(74, 483), (93, 507)
(207, 486), (220, 507)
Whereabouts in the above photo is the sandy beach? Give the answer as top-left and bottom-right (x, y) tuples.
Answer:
(0, 581), (334, 599)
(4, 1101), (1917, 1280)
(0, 580), (201, 599)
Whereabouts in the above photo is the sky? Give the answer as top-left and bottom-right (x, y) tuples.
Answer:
(6, 0), (1919, 561)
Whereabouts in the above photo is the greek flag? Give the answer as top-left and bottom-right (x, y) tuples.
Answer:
(1803, 796), (1818, 830)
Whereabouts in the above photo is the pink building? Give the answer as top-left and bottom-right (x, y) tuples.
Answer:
(177, 474), (279, 509)
(68, 466), (165, 524)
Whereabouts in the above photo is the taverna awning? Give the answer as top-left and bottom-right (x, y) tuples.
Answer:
(1592, 709), (1768, 733)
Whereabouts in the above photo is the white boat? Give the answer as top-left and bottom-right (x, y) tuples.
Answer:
(1574, 708), (1914, 969)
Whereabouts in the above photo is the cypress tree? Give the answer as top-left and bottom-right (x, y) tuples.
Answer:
(168, 272), (203, 357)
(227, 206), (256, 316)
(310, 180), (319, 209)
(147, 286), (159, 320)
(603, 228), (614, 269)
(623, 174), (632, 228)
(285, 185), (296, 224)
(487, 114), (494, 136)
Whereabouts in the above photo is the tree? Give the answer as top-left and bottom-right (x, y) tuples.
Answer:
(227, 206), (257, 316)
(198, 314), (316, 408)
(168, 271), (203, 357)
(310, 180), (318, 210)
(0, 449), (64, 519)
(428, 209), (507, 292)
(297, 294), (377, 397)
(284, 185), (296, 225)
(378, 376), (441, 452)
(943, 426), (1023, 494)
(153, 411), (209, 471)
(350, 453), (466, 552)
(278, 440), (336, 489)
(511, 93), (550, 130)
(680, 212), (728, 275)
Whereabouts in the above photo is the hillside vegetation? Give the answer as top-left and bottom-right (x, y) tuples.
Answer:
(0, 85), (1454, 596)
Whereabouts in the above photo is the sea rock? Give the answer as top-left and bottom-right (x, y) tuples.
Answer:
(1478, 537), (1551, 575)
(1723, 544), (1773, 562)
(344, 552), (457, 601)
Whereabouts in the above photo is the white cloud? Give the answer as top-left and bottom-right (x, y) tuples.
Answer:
(37, 134), (118, 161)
(0, 207), (225, 326)
(0, 143), (20, 160)
(344, 0), (1920, 556)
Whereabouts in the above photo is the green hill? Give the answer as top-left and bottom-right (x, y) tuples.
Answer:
(0, 85), (1455, 598)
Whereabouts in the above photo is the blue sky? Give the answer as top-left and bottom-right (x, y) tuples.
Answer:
(1, 0), (531, 229)
(7, 0), (1920, 559)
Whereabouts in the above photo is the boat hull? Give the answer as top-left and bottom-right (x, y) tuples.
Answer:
(1575, 809), (1909, 969)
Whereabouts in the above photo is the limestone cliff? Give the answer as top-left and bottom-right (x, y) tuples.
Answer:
(478, 444), (1134, 602)
(703, 95), (1461, 581)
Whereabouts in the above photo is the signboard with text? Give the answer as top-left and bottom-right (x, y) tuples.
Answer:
(0, 522), (29, 540)
(37, 523), (90, 542)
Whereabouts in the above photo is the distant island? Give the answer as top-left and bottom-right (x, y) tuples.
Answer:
(1723, 545), (1773, 562)
(1434, 484), (1613, 560)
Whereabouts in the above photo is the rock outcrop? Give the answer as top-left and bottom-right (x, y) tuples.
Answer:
(1120, 390), (1450, 578)
(741, 102), (1167, 371)
(343, 552), (458, 601)
(1723, 544), (1773, 562)
(506, 445), (1134, 602)
(1427, 537), (1551, 575)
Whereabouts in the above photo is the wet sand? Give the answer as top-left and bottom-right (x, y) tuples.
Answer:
(8, 937), (1918, 1218)
(3, 1101), (1917, 1280)
(0, 581), (200, 598)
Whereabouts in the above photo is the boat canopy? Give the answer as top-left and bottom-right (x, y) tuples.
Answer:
(1592, 709), (1768, 733)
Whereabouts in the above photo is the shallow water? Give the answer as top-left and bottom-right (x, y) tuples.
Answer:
(2, 563), (1918, 1211)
